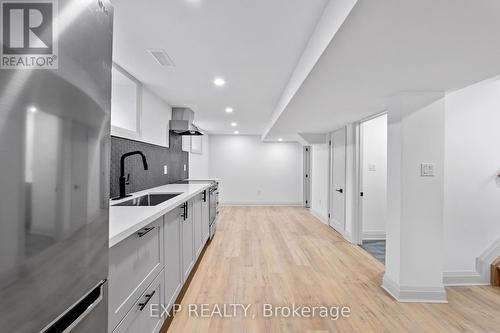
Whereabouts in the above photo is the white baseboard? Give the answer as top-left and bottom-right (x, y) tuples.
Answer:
(443, 237), (500, 286)
(442, 271), (488, 286)
(220, 202), (302, 207)
(362, 231), (386, 240)
(309, 209), (329, 225)
(382, 275), (448, 303)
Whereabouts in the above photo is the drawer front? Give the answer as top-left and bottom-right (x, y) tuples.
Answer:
(112, 270), (165, 333)
(109, 218), (164, 331)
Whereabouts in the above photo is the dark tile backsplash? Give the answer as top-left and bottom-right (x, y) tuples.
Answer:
(110, 134), (189, 198)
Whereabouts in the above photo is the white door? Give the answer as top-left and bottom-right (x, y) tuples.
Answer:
(330, 128), (346, 232)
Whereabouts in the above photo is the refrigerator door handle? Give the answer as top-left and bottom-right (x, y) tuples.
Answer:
(40, 280), (107, 333)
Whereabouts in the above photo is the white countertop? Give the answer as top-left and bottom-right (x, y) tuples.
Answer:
(109, 182), (212, 247)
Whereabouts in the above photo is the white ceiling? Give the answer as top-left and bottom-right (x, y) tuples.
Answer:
(112, 0), (328, 134)
(264, 0), (500, 141)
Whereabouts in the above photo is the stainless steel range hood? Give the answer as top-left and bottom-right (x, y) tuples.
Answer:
(169, 107), (204, 135)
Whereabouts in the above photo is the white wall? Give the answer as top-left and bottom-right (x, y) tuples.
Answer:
(361, 114), (387, 239)
(209, 135), (302, 205)
(311, 144), (329, 223)
(189, 135), (210, 179)
(384, 97), (447, 302)
(443, 77), (500, 276)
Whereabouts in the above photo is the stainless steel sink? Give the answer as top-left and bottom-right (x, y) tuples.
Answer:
(113, 193), (182, 206)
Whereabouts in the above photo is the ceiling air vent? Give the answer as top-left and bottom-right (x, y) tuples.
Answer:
(147, 49), (175, 67)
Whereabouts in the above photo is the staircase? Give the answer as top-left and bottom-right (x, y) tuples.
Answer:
(492, 257), (500, 287)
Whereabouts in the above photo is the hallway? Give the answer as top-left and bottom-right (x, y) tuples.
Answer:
(168, 207), (500, 332)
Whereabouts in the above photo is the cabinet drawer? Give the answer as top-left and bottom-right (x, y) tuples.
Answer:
(112, 270), (165, 333)
(109, 218), (164, 331)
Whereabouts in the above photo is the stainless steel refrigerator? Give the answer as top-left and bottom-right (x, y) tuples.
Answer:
(0, 0), (113, 331)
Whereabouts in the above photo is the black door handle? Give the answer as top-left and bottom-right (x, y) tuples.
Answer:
(138, 290), (155, 311)
(335, 189), (344, 194)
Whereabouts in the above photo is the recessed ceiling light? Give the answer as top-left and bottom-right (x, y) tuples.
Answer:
(28, 106), (37, 113)
(278, 138), (283, 142)
(213, 77), (226, 87)
(225, 107), (233, 113)
(234, 131), (239, 135)
(230, 122), (237, 127)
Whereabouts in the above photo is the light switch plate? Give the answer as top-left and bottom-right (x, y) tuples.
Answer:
(421, 163), (435, 177)
(183, 164), (186, 172)
(368, 164), (377, 171)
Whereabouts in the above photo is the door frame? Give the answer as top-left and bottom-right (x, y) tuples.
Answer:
(328, 127), (347, 234)
(354, 111), (387, 245)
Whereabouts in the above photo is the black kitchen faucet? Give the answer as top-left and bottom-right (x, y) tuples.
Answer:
(113, 151), (149, 200)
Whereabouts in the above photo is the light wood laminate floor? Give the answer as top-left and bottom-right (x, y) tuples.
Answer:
(168, 206), (500, 332)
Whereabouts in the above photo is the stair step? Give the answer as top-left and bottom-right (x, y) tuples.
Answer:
(492, 257), (500, 287)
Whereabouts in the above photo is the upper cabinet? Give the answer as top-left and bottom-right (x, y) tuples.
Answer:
(111, 64), (141, 139)
(181, 136), (190, 152)
(190, 136), (203, 154)
(111, 64), (170, 147)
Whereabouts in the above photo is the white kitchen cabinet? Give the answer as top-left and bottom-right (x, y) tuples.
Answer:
(193, 193), (203, 257)
(112, 270), (165, 333)
(111, 64), (141, 140)
(181, 200), (194, 281)
(109, 218), (163, 332)
(111, 64), (172, 147)
(201, 190), (210, 243)
(163, 206), (182, 310)
(181, 136), (191, 152)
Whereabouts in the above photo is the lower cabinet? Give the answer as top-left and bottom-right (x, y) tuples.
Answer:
(109, 218), (163, 332)
(193, 193), (203, 257)
(163, 207), (182, 310)
(112, 270), (165, 333)
(110, 189), (213, 333)
(201, 190), (210, 242)
(181, 200), (195, 281)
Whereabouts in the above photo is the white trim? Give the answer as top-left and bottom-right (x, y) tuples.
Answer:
(362, 231), (386, 240)
(442, 237), (500, 286)
(309, 208), (329, 225)
(382, 275), (448, 303)
(443, 271), (488, 286)
(477, 236), (500, 284)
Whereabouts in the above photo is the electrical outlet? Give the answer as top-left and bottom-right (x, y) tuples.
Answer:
(164, 165), (168, 175)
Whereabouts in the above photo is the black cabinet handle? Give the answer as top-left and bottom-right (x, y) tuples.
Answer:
(335, 188), (344, 194)
(138, 290), (155, 311)
(185, 202), (188, 220)
(202, 190), (207, 202)
(137, 227), (155, 237)
(181, 204), (186, 220)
